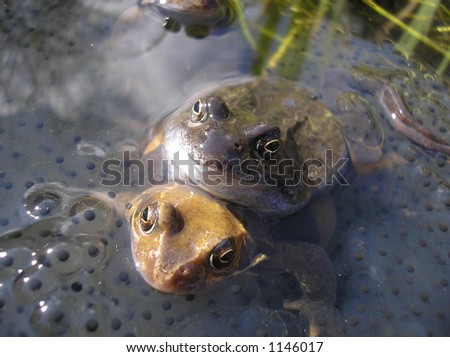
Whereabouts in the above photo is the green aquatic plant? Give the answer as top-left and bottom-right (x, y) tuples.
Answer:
(249, 0), (450, 76)
(251, 0), (286, 76)
(251, 0), (335, 79)
(230, 0), (257, 49)
(363, 0), (450, 74)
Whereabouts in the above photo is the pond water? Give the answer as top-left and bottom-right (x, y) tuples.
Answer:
(0, 0), (449, 336)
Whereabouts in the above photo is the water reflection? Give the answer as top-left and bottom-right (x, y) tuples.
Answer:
(0, 0), (449, 336)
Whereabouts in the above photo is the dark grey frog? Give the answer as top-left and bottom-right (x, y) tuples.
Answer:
(145, 76), (380, 216)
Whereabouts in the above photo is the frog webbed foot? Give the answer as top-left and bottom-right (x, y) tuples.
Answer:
(270, 241), (336, 303)
(266, 241), (343, 336)
(334, 92), (385, 172)
(320, 69), (385, 172)
(283, 298), (345, 337)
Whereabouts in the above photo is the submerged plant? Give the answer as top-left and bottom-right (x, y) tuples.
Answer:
(363, 0), (450, 74)
(248, 0), (450, 76)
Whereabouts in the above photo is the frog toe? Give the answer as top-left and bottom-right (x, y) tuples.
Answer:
(283, 298), (345, 337)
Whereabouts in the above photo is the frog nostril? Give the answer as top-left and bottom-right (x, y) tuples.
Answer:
(172, 263), (204, 292)
(177, 266), (190, 278)
(234, 142), (244, 153)
(177, 263), (196, 278)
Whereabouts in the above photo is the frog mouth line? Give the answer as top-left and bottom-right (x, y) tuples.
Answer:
(230, 252), (269, 277)
(192, 152), (350, 188)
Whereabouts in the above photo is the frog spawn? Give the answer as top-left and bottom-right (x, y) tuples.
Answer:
(1, 182), (303, 337)
(330, 67), (450, 336)
(0, 231), (299, 337)
(0, 107), (305, 336)
(1, 1), (450, 336)
(0, 13), (308, 334)
(279, 33), (450, 335)
(1, 75), (450, 336)
(332, 166), (450, 336)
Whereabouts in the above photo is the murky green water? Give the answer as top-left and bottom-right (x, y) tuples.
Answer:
(0, 0), (449, 336)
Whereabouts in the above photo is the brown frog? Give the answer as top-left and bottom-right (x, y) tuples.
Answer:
(20, 181), (341, 336)
(129, 183), (341, 335)
(128, 183), (265, 294)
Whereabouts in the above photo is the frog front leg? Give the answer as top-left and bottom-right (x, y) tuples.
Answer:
(269, 241), (336, 304)
(283, 298), (344, 337)
(320, 69), (386, 173)
(267, 241), (343, 336)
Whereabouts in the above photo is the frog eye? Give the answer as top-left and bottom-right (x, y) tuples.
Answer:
(209, 239), (236, 270)
(140, 203), (158, 234)
(191, 96), (231, 123)
(207, 96), (231, 121)
(256, 132), (281, 156)
(191, 99), (207, 123)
